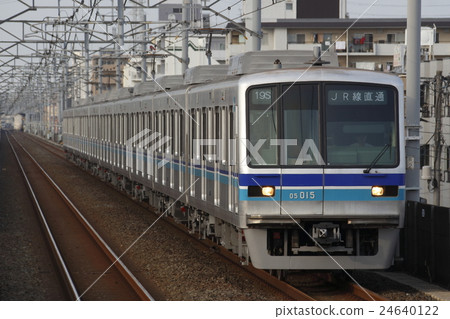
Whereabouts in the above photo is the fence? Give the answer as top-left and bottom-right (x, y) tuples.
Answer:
(403, 201), (450, 288)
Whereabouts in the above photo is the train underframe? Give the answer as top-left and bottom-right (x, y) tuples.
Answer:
(68, 151), (251, 265)
(68, 151), (399, 271)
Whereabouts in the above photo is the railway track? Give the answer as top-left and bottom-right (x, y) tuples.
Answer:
(7, 132), (153, 301)
(286, 271), (387, 301)
(20, 132), (387, 301)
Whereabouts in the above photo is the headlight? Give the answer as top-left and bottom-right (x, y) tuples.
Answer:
(261, 186), (275, 197)
(248, 185), (276, 197)
(371, 186), (385, 197)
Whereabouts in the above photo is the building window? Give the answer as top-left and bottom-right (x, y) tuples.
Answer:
(262, 32), (269, 46)
(286, 3), (293, 10)
(420, 144), (430, 168)
(231, 31), (245, 44)
(173, 8), (182, 13)
(387, 34), (395, 43)
(351, 33), (373, 52)
(287, 33), (305, 44)
(447, 146), (450, 171)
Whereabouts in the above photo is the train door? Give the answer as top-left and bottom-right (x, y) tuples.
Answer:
(155, 111), (162, 184)
(108, 114), (112, 165)
(201, 108), (210, 201)
(168, 110), (174, 189)
(172, 110), (181, 192)
(280, 83), (324, 216)
(190, 109), (200, 199)
(228, 105), (239, 214)
(162, 110), (170, 187)
(247, 86), (281, 215)
(146, 111), (155, 182)
(178, 111), (184, 193)
(217, 106), (227, 209)
(114, 114), (120, 167)
(119, 113), (123, 169)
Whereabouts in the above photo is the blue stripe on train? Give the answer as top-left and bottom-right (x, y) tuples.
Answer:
(239, 173), (405, 187)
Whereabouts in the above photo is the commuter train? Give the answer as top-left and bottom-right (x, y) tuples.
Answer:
(1, 114), (24, 131)
(63, 51), (405, 270)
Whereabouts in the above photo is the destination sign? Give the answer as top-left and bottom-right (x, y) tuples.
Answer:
(327, 89), (388, 106)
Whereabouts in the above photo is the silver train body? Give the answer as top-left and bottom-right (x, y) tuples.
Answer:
(63, 65), (405, 270)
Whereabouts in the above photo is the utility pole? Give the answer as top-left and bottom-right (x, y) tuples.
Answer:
(181, 0), (191, 74)
(246, 0), (261, 51)
(99, 51), (103, 94)
(116, 0), (124, 89)
(433, 70), (443, 206)
(206, 33), (212, 65)
(141, 15), (147, 82)
(84, 23), (90, 97)
(405, 0), (421, 202)
(160, 33), (166, 75)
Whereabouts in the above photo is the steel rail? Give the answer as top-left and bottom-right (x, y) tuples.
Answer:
(6, 132), (80, 301)
(10, 133), (154, 301)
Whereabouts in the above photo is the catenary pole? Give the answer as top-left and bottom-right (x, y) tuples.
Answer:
(405, 0), (421, 202)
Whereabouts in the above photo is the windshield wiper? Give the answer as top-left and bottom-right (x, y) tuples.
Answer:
(364, 144), (391, 174)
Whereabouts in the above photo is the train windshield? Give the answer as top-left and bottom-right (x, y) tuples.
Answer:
(247, 83), (398, 168)
(325, 84), (398, 167)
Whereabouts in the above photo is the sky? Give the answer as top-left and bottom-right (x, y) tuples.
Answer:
(346, 0), (450, 18)
(2, 0), (450, 24)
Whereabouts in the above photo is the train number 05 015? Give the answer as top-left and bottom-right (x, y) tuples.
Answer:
(289, 191), (316, 200)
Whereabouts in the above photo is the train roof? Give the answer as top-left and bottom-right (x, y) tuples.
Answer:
(70, 50), (404, 108)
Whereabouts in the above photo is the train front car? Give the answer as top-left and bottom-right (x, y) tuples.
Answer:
(239, 68), (405, 270)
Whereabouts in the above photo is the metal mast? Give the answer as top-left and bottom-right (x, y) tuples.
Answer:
(405, 0), (421, 202)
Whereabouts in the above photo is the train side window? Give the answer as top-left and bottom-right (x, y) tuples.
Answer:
(166, 111), (171, 154)
(172, 111), (176, 155)
(155, 112), (159, 152)
(108, 115), (110, 143)
(179, 112), (184, 157)
(208, 108), (214, 161)
(134, 113), (137, 142)
(126, 113), (130, 142)
(103, 115), (106, 141)
(147, 112), (153, 131)
(140, 112), (144, 136)
(173, 111), (178, 156)
(215, 107), (221, 162)
(202, 108), (207, 159)
(118, 114), (121, 144)
(190, 110), (195, 159)
(136, 113), (140, 139)
(155, 112), (159, 135)
(143, 111), (148, 136)
(221, 107), (228, 164)
(117, 114), (120, 144)
(162, 111), (167, 153)
(229, 106), (235, 165)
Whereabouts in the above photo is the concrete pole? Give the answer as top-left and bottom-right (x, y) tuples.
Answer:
(405, 0), (421, 202)
(181, 0), (191, 73)
(246, 0), (261, 51)
(433, 70), (442, 206)
(160, 33), (166, 75)
(84, 24), (90, 97)
(141, 15), (147, 82)
(99, 51), (103, 94)
(116, 0), (124, 88)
